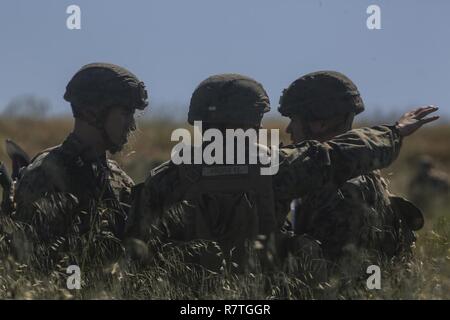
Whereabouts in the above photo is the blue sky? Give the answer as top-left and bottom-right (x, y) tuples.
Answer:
(0, 0), (449, 120)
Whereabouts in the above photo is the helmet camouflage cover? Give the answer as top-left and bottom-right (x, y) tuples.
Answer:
(64, 62), (149, 113)
(188, 73), (270, 126)
(278, 71), (364, 120)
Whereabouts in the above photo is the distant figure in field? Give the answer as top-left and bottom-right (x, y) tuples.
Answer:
(409, 155), (450, 210)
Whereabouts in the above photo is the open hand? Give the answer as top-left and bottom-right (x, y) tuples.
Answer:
(395, 105), (439, 137)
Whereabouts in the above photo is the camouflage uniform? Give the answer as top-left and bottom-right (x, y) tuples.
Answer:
(128, 74), (404, 277)
(279, 71), (422, 274)
(13, 63), (148, 267)
(14, 133), (134, 241)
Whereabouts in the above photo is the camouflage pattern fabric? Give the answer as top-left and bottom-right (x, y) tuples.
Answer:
(13, 133), (134, 267)
(128, 125), (402, 271)
(292, 170), (416, 277)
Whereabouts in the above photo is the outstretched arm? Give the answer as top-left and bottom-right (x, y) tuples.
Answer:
(275, 106), (439, 200)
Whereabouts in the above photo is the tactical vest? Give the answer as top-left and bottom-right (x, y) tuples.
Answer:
(167, 160), (276, 271)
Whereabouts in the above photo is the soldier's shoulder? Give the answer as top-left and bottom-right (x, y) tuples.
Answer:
(148, 160), (177, 180)
(136, 160), (179, 211)
(141, 160), (179, 195)
(15, 146), (67, 203)
(20, 146), (66, 181)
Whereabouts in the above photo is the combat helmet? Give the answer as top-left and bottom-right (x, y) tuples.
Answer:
(64, 62), (149, 123)
(188, 73), (270, 126)
(278, 71), (364, 120)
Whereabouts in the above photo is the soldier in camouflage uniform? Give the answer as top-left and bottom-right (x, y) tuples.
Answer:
(13, 63), (149, 268)
(279, 71), (433, 277)
(128, 73), (438, 278)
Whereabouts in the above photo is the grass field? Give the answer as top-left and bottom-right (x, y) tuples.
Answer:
(0, 116), (448, 299)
